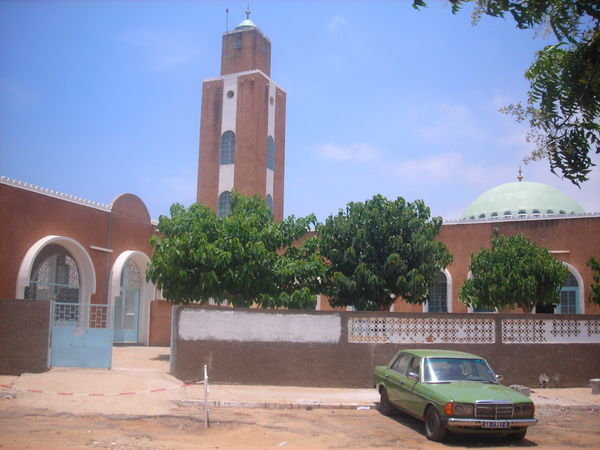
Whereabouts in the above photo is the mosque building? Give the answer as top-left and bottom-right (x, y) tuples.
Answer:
(1, 12), (599, 350)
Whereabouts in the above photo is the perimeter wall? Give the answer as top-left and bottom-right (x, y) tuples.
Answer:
(0, 299), (51, 375)
(171, 306), (600, 388)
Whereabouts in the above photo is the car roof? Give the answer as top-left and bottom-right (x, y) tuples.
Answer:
(396, 349), (484, 359)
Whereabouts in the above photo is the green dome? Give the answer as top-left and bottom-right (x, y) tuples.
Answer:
(462, 181), (585, 220)
(235, 18), (257, 30)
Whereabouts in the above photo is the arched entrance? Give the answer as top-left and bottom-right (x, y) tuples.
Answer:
(108, 251), (154, 345)
(114, 259), (142, 343)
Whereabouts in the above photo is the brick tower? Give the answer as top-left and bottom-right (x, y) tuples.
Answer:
(196, 10), (286, 221)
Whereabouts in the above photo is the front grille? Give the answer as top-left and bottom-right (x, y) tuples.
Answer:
(474, 401), (513, 419)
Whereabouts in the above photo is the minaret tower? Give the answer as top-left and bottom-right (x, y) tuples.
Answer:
(196, 9), (286, 221)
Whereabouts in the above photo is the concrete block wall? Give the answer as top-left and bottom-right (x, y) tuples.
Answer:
(171, 306), (600, 388)
(0, 299), (51, 374)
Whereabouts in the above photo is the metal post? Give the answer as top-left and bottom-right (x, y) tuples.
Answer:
(203, 364), (209, 428)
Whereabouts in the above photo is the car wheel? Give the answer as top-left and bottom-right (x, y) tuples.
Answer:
(378, 388), (396, 416)
(424, 406), (447, 442)
(507, 429), (527, 441)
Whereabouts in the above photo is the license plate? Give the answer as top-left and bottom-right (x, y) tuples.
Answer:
(482, 421), (510, 429)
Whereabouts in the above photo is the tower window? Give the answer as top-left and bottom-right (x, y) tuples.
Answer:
(267, 136), (275, 170)
(217, 191), (232, 217)
(265, 194), (273, 213)
(234, 38), (242, 49)
(220, 131), (235, 165)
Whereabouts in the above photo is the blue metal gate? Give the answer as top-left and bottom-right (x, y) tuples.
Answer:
(50, 302), (113, 369)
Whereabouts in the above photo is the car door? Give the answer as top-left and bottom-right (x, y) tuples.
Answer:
(386, 353), (411, 407)
(401, 356), (422, 416)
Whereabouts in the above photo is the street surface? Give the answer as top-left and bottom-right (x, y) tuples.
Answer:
(0, 401), (598, 449)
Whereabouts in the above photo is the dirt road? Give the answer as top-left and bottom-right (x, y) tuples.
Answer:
(1, 401), (598, 449)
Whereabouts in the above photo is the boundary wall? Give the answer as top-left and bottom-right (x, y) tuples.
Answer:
(171, 306), (600, 388)
(0, 299), (51, 374)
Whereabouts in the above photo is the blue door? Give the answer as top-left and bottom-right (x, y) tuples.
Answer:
(113, 259), (141, 343)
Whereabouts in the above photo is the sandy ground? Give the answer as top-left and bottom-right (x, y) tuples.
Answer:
(0, 401), (598, 449)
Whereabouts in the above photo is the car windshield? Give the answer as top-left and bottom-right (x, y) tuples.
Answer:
(423, 357), (497, 383)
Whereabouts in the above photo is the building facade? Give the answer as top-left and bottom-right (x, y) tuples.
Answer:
(1, 14), (599, 364)
(0, 177), (159, 345)
(196, 13), (286, 221)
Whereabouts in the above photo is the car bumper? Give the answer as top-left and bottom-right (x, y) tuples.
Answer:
(445, 418), (537, 428)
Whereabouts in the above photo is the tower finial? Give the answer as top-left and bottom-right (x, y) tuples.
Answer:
(517, 166), (524, 182)
(246, 2), (251, 19)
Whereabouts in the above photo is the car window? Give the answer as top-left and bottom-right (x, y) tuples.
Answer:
(407, 356), (421, 378)
(423, 358), (496, 383)
(391, 354), (411, 375)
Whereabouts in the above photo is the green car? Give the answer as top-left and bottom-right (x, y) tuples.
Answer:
(373, 349), (537, 442)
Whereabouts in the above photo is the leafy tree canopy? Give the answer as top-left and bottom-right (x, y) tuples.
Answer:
(316, 194), (452, 311)
(413, 0), (599, 185)
(459, 234), (568, 311)
(147, 191), (326, 309)
(587, 256), (600, 304)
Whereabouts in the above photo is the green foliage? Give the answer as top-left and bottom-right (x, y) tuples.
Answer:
(587, 256), (600, 304)
(413, 0), (600, 185)
(459, 234), (568, 311)
(147, 191), (326, 309)
(316, 194), (452, 311)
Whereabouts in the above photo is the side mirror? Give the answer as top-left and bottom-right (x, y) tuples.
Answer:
(408, 372), (419, 381)
(496, 374), (504, 382)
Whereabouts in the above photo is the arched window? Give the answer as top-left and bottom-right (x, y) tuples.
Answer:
(220, 131), (235, 165)
(478, 213), (486, 219)
(517, 209), (527, 218)
(266, 136), (275, 170)
(490, 212), (498, 218)
(503, 210), (512, 219)
(427, 271), (448, 313)
(265, 194), (273, 213)
(26, 244), (80, 303)
(532, 209), (541, 217)
(217, 191), (232, 217)
(558, 272), (579, 314)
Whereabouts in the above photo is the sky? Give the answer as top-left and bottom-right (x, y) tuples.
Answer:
(1, 0), (599, 223)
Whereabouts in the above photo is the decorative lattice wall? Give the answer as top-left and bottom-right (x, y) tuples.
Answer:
(502, 319), (600, 344)
(348, 317), (496, 344)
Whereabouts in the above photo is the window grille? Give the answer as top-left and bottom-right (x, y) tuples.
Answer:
(121, 259), (141, 289)
(265, 194), (273, 213)
(220, 131), (235, 165)
(266, 136), (275, 170)
(558, 272), (579, 314)
(428, 272), (448, 313)
(27, 244), (80, 303)
(218, 191), (232, 217)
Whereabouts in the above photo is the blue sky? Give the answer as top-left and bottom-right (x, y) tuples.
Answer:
(1, 0), (598, 222)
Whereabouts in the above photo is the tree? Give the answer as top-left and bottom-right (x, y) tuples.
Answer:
(459, 234), (568, 312)
(147, 191), (326, 309)
(316, 194), (452, 311)
(588, 256), (600, 304)
(413, 0), (600, 185)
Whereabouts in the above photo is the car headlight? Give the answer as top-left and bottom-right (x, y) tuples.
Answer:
(444, 402), (474, 417)
(513, 403), (534, 418)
